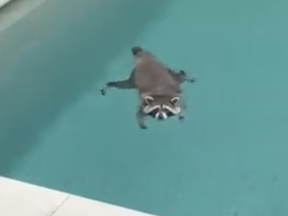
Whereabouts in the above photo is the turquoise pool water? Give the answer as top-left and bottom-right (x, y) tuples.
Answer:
(1, 0), (288, 215)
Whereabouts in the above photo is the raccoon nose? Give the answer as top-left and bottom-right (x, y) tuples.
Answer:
(131, 46), (142, 55)
(158, 112), (167, 120)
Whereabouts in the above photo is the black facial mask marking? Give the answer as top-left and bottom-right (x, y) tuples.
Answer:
(146, 106), (175, 119)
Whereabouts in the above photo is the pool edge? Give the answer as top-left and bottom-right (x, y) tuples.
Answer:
(0, 0), (12, 8)
(0, 176), (158, 216)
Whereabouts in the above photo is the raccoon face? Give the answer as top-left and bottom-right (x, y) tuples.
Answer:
(142, 95), (181, 120)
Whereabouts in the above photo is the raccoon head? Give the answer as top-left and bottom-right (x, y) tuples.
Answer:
(141, 95), (181, 120)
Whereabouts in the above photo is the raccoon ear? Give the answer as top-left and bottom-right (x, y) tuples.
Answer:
(144, 96), (154, 104)
(170, 97), (180, 104)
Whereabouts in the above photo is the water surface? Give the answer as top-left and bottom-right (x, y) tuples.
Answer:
(0, 0), (288, 216)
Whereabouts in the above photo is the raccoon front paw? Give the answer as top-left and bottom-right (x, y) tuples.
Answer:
(139, 124), (148, 129)
(100, 88), (106, 96)
(179, 115), (185, 121)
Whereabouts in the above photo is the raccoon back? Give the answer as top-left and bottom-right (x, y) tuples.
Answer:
(131, 58), (180, 96)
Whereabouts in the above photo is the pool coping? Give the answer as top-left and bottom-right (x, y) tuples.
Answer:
(0, 0), (11, 8)
(0, 176), (158, 216)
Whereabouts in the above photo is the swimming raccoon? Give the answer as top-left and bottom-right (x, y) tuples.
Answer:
(100, 46), (196, 129)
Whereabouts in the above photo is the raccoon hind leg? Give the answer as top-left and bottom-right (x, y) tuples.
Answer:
(179, 70), (197, 83)
(169, 69), (197, 84)
(100, 79), (134, 95)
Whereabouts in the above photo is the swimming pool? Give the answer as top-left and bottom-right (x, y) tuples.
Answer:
(1, 0), (288, 215)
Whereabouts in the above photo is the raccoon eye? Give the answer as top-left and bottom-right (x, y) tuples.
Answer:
(144, 96), (154, 104)
(170, 97), (180, 104)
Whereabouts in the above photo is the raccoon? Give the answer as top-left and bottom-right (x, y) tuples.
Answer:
(100, 46), (196, 129)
